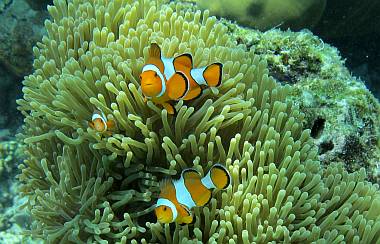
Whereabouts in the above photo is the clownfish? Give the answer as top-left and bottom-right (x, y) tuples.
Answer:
(88, 110), (115, 134)
(154, 163), (231, 224)
(140, 43), (223, 114)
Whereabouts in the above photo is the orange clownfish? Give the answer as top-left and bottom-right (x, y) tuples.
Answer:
(88, 110), (115, 134)
(154, 163), (231, 224)
(140, 43), (223, 114)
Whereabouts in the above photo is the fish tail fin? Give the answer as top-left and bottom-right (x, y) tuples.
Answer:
(106, 120), (115, 129)
(162, 102), (176, 115)
(203, 62), (223, 87)
(207, 163), (231, 190)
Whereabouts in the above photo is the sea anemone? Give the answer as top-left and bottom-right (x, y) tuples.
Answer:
(17, 0), (380, 242)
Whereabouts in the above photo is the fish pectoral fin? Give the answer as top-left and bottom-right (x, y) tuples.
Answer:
(162, 102), (175, 115)
(180, 215), (194, 225)
(183, 86), (202, 101)
(203, 62), (223, 87)
(180, 203), (191, 214)
(173, 53), (193, 70)
(166, 71), (189, 100)
(149, 43), (161, 58)
(179, 204), (194, 224)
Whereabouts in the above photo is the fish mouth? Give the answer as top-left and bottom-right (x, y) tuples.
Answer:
(142, 81), (156, 87)
(157, 217), (165, 223)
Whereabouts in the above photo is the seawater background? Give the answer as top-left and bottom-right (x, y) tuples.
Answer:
(0, 0), (378, 242)
(312, 0), (380, 99)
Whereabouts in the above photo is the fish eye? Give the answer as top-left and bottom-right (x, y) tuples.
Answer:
(163, 206), (167, 211)
(154, 72), (158, 77)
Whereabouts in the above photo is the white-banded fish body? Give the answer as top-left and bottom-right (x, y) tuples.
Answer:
(154, 163), (231, 224)
(140, 43), (223, 114)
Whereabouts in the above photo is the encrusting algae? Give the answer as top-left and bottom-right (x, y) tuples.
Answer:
(16, 0), (380, 243)
(0, 140), (23, 176)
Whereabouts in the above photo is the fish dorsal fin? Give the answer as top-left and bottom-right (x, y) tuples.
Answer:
(166, 71), (189, 100)
(159, 178), (174, 198)
(173, 53), (193, 70)
(162, 102), (176, 115)
(178, 203), (194, 225)
(149, 43), (161, 59)
(93, 109), (101, 114)
(93, 109), (102, 118)
(88, 121), (95, 129)
(181, 168), (200, 180)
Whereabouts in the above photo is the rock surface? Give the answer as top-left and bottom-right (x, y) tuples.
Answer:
(230, 25), (380, 183)
(0, 0), (48, 77)
(0, 138), (41, 243)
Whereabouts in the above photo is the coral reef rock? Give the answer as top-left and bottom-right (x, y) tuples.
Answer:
(232, 27), (380, 183)
(0, 138), (40, 243)
(0, 139), (22, 175)
(17, 0), (380, 243)
(0, 0), (48, 77)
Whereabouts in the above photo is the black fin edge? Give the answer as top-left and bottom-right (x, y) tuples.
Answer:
(167, 101), (177, 116)
(214, 62), (223, 87)
(190, 214), (196, 225)
(175, 71), (190, 100)
(204, 189), (213, 206)
(180, 203), (192, 216)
